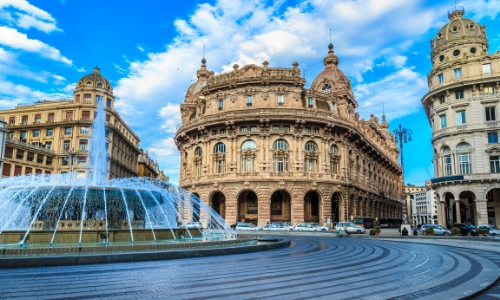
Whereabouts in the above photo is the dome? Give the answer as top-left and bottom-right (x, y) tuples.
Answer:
(434, 7), (487, 49)
(184, 59), (210, 104)
(78, 66), (112, 91)
(310, 44), (352, 94)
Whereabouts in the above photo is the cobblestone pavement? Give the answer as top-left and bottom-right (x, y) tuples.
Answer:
(0, 236), (499, 300)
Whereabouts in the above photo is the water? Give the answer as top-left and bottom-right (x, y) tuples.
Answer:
(0, 97), (236, 248)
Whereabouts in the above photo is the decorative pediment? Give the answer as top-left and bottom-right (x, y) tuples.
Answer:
(485, 146), (500, 155)
(238, 64), (262, 78)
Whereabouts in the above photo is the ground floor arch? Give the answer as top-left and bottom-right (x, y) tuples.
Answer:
(304, 191), (320, 223)
(487, 188), (500, 226)
(210, 192), (226, 219)
(270, 190), (291, 223)
(331, 192), (341, 224)
(237, 191), (258, 225)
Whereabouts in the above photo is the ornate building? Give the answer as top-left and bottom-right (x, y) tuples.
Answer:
(423, 7), (500, 227)
(0, 67), (141, 180)
(175, 45), (403, 227)
(138, 150), (169, 181)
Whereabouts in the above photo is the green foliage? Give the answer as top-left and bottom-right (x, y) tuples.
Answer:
(451, 227), (460, 235)
(425, 226), (434, 235)
(374, 225), (381, 233)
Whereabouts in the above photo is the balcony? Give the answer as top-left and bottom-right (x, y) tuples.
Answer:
(6, 138), (55, 153)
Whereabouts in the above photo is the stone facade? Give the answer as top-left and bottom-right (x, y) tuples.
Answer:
(422, 7), (500, 227)
(405, 185), (426, 221)
(175, 45), (403, 227)
(138, 150), (168, 181)
(0, 67), (140, 180)
(411, 183), (438, 226)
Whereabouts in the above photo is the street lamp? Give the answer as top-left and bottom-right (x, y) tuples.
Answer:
(66, 147), (77, 181)
(393, 124), (412, 225)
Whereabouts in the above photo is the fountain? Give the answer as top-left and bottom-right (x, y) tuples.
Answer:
(0, 97), (236, 250)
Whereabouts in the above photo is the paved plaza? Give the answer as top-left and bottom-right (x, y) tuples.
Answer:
(1, 235), (500, 299)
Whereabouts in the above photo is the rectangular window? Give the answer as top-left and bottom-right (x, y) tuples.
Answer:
(458, 153), (471, 174)
(304, 127), (311, 133)
(488, 132), (499, 144)
(456, 110), (466, 125)
(455, 90), (464, 99)
(331, 103), (335, 112)
(491, 156), (500, 173)
(34, 114), (41, 122)
(82, 111), (90, 119)
(308, 159), (314, 172)
(486, 107), (496, 121)
(21, 115), (28, 124)
(9, 117), (15, 125)
(106, 99), (111, 108)
(32, 130), (40, 138)
(439, 95), (445, 104)
(283, 126), (290, 132)
(454, 68), (462, 78)
(64, 127), (72, 135)
(273, 126), (280, 131)
(83, 94), (91, 103)
(79, 139), (88, 150)
(444, 155), (452, 176)
(75, 95), (80, 103)
(484, 86), (495, 95)
(63, 140), (70, 151)
(250, 126), (257, 132)
(7, 132), (13, 139)
(438, 74), (444, 83)
(240, 127), (247, 132)
(246, 96), (252, 107)
(80, 126), (90, 134)
(46, 128), (53, 137)
(308, 97), (313, 108)
(61, 157), (69, 166)
(275, 157), (288, 172)
(65, 111), (73, 120)
(483, 63), (492, 74)
(48, 113), (54, 122)
(278, 95), (284, 106)
(77, 156), (87, 165)
(45, 141), (52, 150)
(440, 115), (447, 128)
(218, 99), (223, 110)
(217, 160), (224, 174)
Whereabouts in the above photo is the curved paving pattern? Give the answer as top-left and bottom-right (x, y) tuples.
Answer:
(0, 236), (499, 299)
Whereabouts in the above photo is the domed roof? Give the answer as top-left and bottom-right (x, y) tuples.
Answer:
(184, 59), (210, 103)
(310, 44), (352, 94)
(434, 7), (487, 48)
(78, 67), (112, 90)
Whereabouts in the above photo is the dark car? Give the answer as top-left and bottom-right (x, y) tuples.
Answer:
(452, 223), (478, 236)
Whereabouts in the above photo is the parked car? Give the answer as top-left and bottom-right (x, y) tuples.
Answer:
(294, 223), (322, 232)
(334, 222), (365, 234)
(420, 224), (451, 236)
(477, 225), (500, 235)
(452, 223), (478, 236)
(184, 222), (203, 229)
(310, 223), (329, 231)
(236, 222), (262, 230)
(263, 222), (294, 231)
(235, 222), (262, 230)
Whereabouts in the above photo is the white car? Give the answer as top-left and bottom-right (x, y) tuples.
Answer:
(310, 223), (329, 231)
(184, 222), (203, 229)
(263, 222), (294, 231)
(235, 222), (262, 230)
(334, 222), (365, 234)
(294, 223), (322, 232)
(478, 224), (500, 235)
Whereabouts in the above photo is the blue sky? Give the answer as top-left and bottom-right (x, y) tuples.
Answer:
(0, 0), (499, 186)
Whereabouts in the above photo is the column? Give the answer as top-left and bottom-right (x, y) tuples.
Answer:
(440, 201), (446, 227)
(475, 199), (488, 225)
(455, 201), (461, 224)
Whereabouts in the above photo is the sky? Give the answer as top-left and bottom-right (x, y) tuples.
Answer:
(0, 0), (499, 186)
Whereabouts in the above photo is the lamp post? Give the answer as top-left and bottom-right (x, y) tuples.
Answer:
(393, 124), (412, 225)
(67, 147), (77, 181)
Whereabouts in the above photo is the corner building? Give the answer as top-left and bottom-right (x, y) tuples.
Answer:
(175, 45), (403, 227)
(423, 8), (500, 227)
(0, 67), (140, 180)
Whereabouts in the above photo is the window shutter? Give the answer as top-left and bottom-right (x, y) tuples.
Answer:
(75, 95), (80, 102)
(66, 111), (73, 120)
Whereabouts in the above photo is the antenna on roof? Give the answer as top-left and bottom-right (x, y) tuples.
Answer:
(455, 0), (457, 10)
(383, 103), (385, 115)
(329, 29), (332, 44)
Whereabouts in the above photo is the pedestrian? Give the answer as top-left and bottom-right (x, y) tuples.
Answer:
(401, 227), (409, 236)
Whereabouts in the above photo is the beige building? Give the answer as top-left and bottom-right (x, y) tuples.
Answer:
(175, 45), (403, 227)
(138, 150), (169, 181)
(405, 184), (426, 221)
(411, 181), (438, 225)
(0, 67), (141, 180)
(423, 7), (500, 227)
(0, 118), (8, 175)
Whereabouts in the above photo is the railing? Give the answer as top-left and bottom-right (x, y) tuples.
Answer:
(464, 173), (500, 181)
(6, 139), (55, 153)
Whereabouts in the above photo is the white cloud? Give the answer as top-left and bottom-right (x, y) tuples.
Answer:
(158, 103), (181, 134)
(76, 68), (86, 72)
(0, 26), (71, 65)
(51, 74), (65, 84)
(354, 68), (428, 121)
(0, 79), (70, 108)
(0, 0), (60, 33)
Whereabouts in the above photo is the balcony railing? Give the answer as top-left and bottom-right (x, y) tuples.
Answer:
(6, 138), (55, 153)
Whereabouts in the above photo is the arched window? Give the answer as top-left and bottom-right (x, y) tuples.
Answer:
(241, 140), (257, 150)
(305, 141), (317, 151)
(273, 139), (289, 150)
(214, 142), (226, 153)
(195, 147), (202, 156)
(322, 83), (332, 93)
(86, 81), (92, 87)
(456, 143), (471, 174)
(329, 145), (337, 154)
(442, 146), (452, 176)
(97, 83), (103, 88)
(106, 86), (110, 91)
